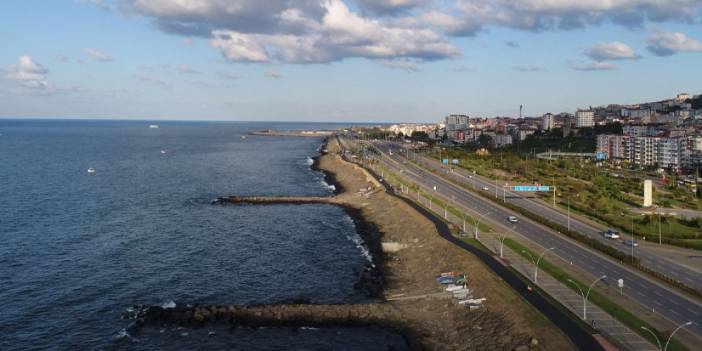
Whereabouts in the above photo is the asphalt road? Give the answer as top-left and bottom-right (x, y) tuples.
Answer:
(404, 145), (702, 292)
(357, 138), (702, 339)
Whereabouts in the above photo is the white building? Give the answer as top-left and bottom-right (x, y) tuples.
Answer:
(541, 113), (555, 131)
(494, 133), (513, 147)
(597, 134), (695, 170)
(445, 114), (470, 131)
(575, 110), (594, 128)
(675, 93), (690, 103)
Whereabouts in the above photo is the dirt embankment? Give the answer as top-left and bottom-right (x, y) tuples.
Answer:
(128, 137), (574, 351)
(318, 138), (574, 351)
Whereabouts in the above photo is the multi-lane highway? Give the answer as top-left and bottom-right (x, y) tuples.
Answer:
(396, 143), (702, 292)
(350, 137), (702, 339)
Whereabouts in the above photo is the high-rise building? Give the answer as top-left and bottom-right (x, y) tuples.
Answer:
(445, 114), (470, 131)
(575, 110), (594, 128)
(541, 113), (555, 131)
(597, 134), (694, 170)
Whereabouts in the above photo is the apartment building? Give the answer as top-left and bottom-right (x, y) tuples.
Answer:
(575, 110), (595, 128)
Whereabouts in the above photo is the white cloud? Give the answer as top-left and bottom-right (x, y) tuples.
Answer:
(82, 48), (114, 62)
(569, 61), (617, 71)
(122, 0), (702, 64)
(7, 56), (50, 90)
(379, 59), (419, 72)
(209, 0), (458, 64)
(79, 0), (113, 11)
(584, 41), (639, 61)
(647, 30), (702, 56)
(135, 74), (169, 86)
(55, 54), (70, 63)
(426, 0), (702, 37)
(178, 64), (200, 74)
(218, 71), (240, 80)
(506, 41), (520, 48)
(512, 64), (546, 72)
(353, 0), (429, 15)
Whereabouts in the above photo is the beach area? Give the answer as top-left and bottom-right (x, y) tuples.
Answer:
(129, 136), (574, 350)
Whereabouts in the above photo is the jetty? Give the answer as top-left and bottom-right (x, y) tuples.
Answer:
(249, 129), (333, 137)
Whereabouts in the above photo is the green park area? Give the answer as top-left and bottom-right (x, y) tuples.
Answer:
(425, 136), (702, 251)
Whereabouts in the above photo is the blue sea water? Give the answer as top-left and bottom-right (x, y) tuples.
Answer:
(0, 120), (406, 350)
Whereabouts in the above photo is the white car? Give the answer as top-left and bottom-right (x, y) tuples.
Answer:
(482, 186), (490, 191)
(508, 216), (518, 223)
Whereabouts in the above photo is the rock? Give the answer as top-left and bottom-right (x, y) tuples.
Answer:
(530, 338), (539, 346)
(515, 346), (529, 351)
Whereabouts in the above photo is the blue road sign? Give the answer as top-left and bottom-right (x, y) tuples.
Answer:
(442, 159), (449, 164)
(513, 185), (551, 192)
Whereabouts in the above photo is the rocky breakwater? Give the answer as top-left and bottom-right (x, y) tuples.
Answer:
(125, 136), (574, 351)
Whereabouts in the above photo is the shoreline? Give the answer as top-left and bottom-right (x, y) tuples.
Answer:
(311, 137), (345, 196)
(126, 135), (573, 350)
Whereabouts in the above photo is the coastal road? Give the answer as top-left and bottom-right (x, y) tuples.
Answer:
(353, 138), (702, 339)
(392, 143), (702, 293)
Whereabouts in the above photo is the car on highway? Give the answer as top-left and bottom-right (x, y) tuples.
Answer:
(602, 229), (620, 239)
(624, 240), (639, 247)
(508, 216), (518, 223)
(482, 186), (489, 191)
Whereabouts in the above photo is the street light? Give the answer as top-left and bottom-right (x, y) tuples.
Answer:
(499, 226), (518, 258)
(471, 208), (491, 240)
(664, 321), (694, 351)
(522, 246), (555, 283)
(567, 275), (606, 320)
(641, 322), (695, 351)
(640, 326), (663, 351)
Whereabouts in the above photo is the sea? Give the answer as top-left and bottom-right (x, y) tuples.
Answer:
(0, 119), (407, 350)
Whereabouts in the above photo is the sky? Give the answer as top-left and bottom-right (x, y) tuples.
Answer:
(1, 0), (702, 123)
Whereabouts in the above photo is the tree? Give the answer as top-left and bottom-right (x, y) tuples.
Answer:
(410, 131), (430, 142)
(478, 134), (493, 148)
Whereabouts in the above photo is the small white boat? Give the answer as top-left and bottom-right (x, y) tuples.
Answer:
(149, 124), (159, 129)
(446, 284), (465, 292)
(241, 135), (247, 139)
(87, 167), (96, 174)
(458, 298), (486, 305)
(160, 150), (167, 154)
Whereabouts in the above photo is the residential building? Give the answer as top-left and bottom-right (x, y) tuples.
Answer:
(445, 114), (470, 131)
(575, 110), (594, 128)
(597, 134), (697, 170)
(541, 113), (555, 131)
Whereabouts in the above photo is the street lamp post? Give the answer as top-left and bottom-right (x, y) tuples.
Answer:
(471, 209), (491, 240)
(462, 213), (466, 234)
(567, 275), (606, 320)
(522, 247), (555, 283)
(664, 321), (694, 351)
(567, 196), (571, 231)
(499, 226), (518, 258)
(642, 321), (695, 351)
(640, 326), (663, 351)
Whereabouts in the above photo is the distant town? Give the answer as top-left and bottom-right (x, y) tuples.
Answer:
(382, 93), (702, 174)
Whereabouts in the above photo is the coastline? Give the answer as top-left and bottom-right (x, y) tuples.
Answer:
(127, 135), (574, 350)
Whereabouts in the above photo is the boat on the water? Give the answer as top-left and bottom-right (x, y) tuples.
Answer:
(87, 167), (96, 174)
(148, 124), (159, 129)
(160, 150), (167, 154)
